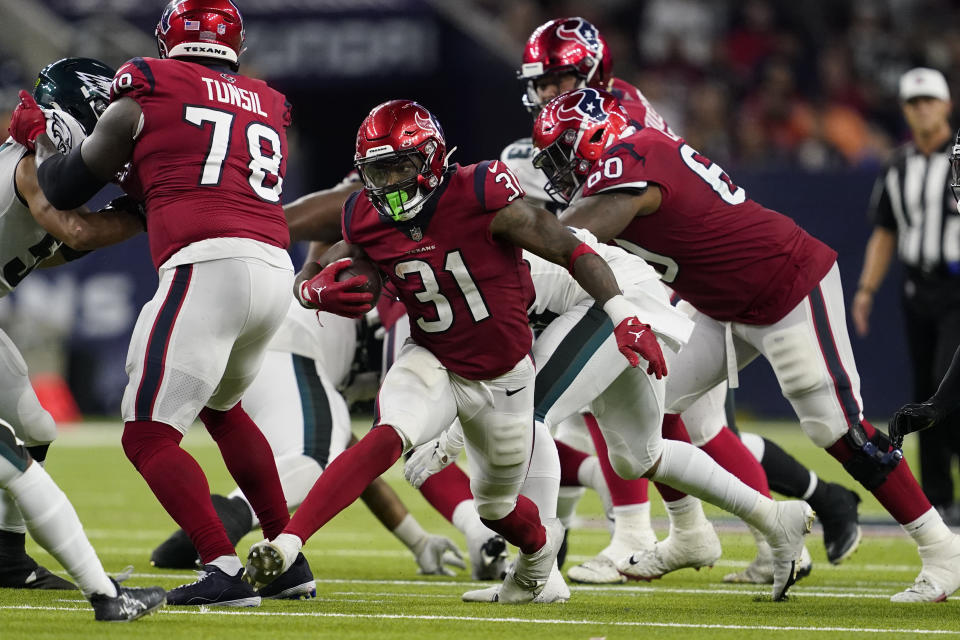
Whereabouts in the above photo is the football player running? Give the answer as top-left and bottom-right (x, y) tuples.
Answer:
(242, 98), (662, 604)
(540, 87), (960, 603)
(1, 57), (164, 621)
(7, 0), (310, 607)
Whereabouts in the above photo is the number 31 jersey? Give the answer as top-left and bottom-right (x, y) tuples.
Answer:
(580, 128), (837, 325)
(110, 57), (291, 268)
(343, 161), (535, 380)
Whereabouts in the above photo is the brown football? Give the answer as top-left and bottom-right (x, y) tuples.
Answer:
(336, 257), (382, 305)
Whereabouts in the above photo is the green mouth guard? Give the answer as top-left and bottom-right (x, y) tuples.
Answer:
(385, 190), (410, 221)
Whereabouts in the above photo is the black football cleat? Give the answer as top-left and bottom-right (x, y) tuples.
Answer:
(816, 484), (862, 565)
(150, 494), (253, 569)
(166, 564), (260, 607)
(257, 553), (316, 600)
(90, 578), (166, 622)
(0, 556), (75, 590)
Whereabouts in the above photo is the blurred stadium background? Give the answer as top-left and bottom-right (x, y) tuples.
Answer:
(0, 0), (957, 421)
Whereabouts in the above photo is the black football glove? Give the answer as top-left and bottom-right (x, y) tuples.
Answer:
(100, 195), (146, 229)
(888, 401), (942, 450)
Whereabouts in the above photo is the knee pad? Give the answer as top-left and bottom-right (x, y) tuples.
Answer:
(800, 418), (848, 448)
(840, 422), (902, 491)
(763, 327), (823, 398)
(487, 421), (529, 468)
(473, 491), (516, 521)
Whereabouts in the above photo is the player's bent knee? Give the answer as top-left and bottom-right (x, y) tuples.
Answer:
(0, 423), (29, 485)
(17, 397), (57, 447)
(474, 496), (515, 521)
(839, 422), (901, 491)
(121, 421), (183, 470)
(800, 418), (847, 448)
(763, 328), (823, 398)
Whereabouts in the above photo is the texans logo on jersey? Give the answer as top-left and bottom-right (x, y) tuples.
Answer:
(556, 18), (601, 52)
(556, 88), (608, 124)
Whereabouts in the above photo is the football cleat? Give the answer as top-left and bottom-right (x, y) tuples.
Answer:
(891, 533), (960, 603)
(150, 494), (253, 569)
(567, 554), (626, 584)
(815, 484), (862, 565)
(618, 521), (721, 581)
(243, 538), (296, 590)
(166, 564), (260, 607)
(724, 542), (812, 585)
(765, 501), (815, 601)
(90, 578), (166, 622)
(470, 534), (509, 581)
(462, 563), (569, 604)
(257, 553), (316, 600)
(0, 559), (75, 590)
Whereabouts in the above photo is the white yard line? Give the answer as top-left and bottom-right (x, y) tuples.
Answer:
(0, 605), (956, 635)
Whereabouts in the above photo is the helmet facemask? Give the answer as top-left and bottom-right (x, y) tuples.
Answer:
(533, 128), (593, 204)
(357, 141), (441, 222)
(951, 130), (960, 209)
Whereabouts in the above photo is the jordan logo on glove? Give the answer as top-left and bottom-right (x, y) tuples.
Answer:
(613, 316), (667, 379)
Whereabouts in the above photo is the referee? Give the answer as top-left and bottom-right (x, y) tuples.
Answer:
(852, 67), (960, 524)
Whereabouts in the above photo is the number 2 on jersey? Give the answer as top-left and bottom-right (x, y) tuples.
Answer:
(395, 250), (490, 333)
(183, 105), (283, 202)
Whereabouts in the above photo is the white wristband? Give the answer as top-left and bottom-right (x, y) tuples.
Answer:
(603, 294), (635, 326)
(391, 513), (427, 550)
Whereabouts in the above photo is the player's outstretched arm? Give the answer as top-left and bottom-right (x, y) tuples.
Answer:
(32, 97), (142, 210)
(15, 154), (143, 251)
(558, 188), (660, 243)
(284, 180), (358, 244)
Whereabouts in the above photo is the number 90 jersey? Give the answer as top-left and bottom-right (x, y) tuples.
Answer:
(343, 161), (535, 380)
(110, 57), (291, 269)
(581, 128), (838, 325)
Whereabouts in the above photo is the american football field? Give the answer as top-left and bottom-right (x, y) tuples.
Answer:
(1, 419), (957, 639)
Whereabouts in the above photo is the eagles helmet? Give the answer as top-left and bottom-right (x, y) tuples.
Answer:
(33, 57), (115, 136)
(518, 17), (612, 114)
(531, 88), (630, 204)
(354, 100), (448, 222)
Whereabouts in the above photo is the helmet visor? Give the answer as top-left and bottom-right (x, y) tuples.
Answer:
(358, 153), (423, 191)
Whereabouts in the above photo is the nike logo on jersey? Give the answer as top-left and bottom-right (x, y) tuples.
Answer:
(505, 387), (526, 396)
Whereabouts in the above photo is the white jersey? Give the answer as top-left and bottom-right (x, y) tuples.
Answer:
(500, 137), (551, 206)
(267, 300), (357, 388)
(525, 228), (693, 352)
(0, 110), (87, 298)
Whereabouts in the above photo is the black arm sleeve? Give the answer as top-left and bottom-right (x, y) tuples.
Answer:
(36, 144), (108, 210)
(930, 344), (960, 418)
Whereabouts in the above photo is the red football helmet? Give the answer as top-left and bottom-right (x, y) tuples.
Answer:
(354, 100), (448, 222)
(519, 17), (612, 113)
(531, 88), (630, 203)
(156, 0), (245, 67)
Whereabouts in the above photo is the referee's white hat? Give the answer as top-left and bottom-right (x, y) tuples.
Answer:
(899, 67), (950, 102)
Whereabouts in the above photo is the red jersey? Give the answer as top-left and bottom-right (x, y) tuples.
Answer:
(607, 77), (675, 138)
(343, 161), (535, 379)
(110, 57), (291, 268)
(581, 128), (837, 324)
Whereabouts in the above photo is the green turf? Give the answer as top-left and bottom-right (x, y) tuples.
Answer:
(0, 419), (957, 639)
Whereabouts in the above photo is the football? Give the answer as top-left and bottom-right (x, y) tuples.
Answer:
(336, 257), (382, 306)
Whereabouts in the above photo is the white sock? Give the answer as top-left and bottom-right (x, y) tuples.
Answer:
(902, 507), (953, 548)
(452, 499), (490, 540)
(0, 489), (25, 534)
(522, 422), (560, 520)
(391, 513), (427, 550)
(577, 457), (613, 520)
(271, 533), (303, 567)
(7, 463), (115, 598)
(652, 440), (776, 533)
(602, 502), (655, 560)
(208, 554), (243, 575)
(663, 495), (708, 531)
(556, 487), (584, 528)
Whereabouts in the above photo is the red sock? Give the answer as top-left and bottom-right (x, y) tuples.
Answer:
(480, 494), (546, 554)
(555, 440), (590, 486)
(583, 412), (649, 506)
(286, 425), (403, 543)
(700, 426), (771, 497)
(122, 420), (234, 564)
(199, 404), (289, 540)
(826, 420), (930, 524)
(655, 414), (689, 502)
(419, 464), (474, 523)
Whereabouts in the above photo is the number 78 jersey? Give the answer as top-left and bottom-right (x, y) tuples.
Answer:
(111, 57), (291, 268)
(580, 128), (837, 325)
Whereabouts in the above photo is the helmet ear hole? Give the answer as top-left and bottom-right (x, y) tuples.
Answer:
(589, 128), (605, 144)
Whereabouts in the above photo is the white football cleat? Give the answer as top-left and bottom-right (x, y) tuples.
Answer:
(891, 533), (960, 603)
(462, 563), (569, 603)
(618, 521), (721, 581)
(724, 542), (812, 585)
(567, 554), (626, 584)
(243, 536), (299, 590)
(765, 501), (814, 601)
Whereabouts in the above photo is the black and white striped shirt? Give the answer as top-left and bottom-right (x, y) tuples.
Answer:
(869, 139), (960, 278)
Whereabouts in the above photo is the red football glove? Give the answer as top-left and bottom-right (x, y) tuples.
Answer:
(8, 91), (47, 151)
(297, 258), (373, 318)
(613, 317), (667, 378)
